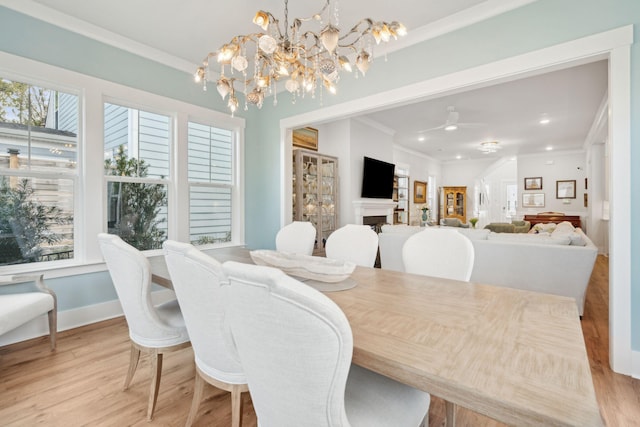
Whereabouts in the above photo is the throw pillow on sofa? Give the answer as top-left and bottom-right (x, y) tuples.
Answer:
(530, 223), (558, 234)
(551, 221), (587, 246)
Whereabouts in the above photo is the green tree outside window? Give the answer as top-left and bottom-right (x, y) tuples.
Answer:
(105, 145), (167, 250)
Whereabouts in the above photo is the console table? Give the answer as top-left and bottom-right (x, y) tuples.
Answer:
(524, 212), (582, 228)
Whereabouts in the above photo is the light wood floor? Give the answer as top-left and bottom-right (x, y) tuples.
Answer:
(1, 256), (638, 426)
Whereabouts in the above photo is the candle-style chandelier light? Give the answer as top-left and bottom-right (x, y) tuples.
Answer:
(194, 0), (406, 115)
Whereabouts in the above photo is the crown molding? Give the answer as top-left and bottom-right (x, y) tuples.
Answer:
(392, 143), (440, 163)
(583, 93), (609, 150)
(353, 116), (396, 136)
(377, 0), (540, 57)
(0, 0), (196, 74)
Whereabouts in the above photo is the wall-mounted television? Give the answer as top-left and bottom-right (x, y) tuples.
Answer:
(361, 156), (395, 199)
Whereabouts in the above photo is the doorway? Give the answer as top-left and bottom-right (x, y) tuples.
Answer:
(502, 182), (517, 222)
(281, 26), (632, 374)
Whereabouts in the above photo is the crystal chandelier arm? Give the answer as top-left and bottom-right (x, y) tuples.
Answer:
(267, 15), (285, 40)
(195, 0), (405, 114)
(291, 0), (331, 24)
(338, 18), (375, 41)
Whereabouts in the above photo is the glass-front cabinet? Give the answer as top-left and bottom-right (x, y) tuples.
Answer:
(441, 186), (467, 222)
(293, 149), (339, 249)
(393, 172), (409, 224)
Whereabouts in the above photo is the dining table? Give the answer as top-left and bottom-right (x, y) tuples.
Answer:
(148, 246), (603, 427)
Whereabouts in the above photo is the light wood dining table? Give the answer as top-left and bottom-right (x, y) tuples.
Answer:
(149, 246), (603, 427)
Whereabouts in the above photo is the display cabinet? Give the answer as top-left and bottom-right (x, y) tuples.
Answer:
(393, 174), (409, 224)
(441, 186), (467, 223)
(292, 149), (339, 248)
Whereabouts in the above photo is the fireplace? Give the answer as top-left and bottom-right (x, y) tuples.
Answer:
(353, 200), (397, 226)
(363, 215), (388, 233)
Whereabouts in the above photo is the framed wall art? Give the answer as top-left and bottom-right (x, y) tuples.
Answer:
(556, 180), (576, 199)
(522, 193), (545, 208)
(524, 177), (542, 190)
(292, 127), (318, 151)
(413, 180), (427, 203)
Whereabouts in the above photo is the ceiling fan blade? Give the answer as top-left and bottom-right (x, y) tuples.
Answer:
(419, 124), (446, 132)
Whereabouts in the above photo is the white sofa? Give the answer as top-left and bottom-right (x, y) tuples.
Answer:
(378, 223), (598, 316)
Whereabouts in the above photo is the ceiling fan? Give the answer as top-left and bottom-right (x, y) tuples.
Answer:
(422, 106), (484, 132)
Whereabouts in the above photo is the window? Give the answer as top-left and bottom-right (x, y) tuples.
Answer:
(0, 54), (245, 275)
(0, 77), (78, 266)
(188, 122), (233, 245)
(104, 103), (170, 251)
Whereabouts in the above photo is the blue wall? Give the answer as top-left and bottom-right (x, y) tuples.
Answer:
(0, 0), (638, 350)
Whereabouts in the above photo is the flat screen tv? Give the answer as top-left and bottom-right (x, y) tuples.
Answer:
(361, 156), (395, 199)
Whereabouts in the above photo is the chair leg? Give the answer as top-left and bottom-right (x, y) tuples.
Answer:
(147, 351), (163, 421)
(445, 400), (457, 427)
(123, 343), (141, 390)
(230, 384), (244, 427)
(185, 371), (205, 427)
(47, 309), (57, 351)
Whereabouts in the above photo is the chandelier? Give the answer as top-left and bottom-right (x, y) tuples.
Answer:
(194, 0), (406, 115)
(478, 141), (501, 154)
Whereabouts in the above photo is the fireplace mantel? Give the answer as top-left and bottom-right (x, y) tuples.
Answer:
(353, 199), (397, 225)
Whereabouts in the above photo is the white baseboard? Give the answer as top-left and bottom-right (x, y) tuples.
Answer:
(632, 350), (640, 379)
(0, 289), (175, 348)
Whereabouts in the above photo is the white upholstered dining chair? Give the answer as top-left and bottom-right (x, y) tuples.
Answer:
(402, 228), (475, 281)
(325, 224), (379, 267)
(275, 221), (316, 255)
(0, 274), (57, 350)
(163, 240), (248, 427)
(222, 261), (431, 427)
(98, 233), (190, 421)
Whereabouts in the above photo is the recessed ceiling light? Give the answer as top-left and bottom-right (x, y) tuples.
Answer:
(546, 146), (553, 151)
(444, 124), (458, 131)
(418, 136), (425, 142)
(456, 155), (462, 159)
(538, 113), (551, 125)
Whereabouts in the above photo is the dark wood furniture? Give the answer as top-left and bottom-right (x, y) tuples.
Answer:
(524, 212), (582, 228)
(441, 186), (467, 223)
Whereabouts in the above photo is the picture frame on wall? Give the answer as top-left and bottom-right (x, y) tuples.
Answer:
(413, 180), (427, 203)
(524, 177), (543, 190)
(556, 180), (577, 199)
(292, 127), (318, 151)
(522, 193), (545, 208)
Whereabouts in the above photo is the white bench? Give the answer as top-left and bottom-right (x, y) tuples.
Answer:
(0, 274), (57, 350)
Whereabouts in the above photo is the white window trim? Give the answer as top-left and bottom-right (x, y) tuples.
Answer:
(0, 50), (245, 277)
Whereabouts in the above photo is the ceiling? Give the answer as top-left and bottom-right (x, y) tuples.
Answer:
(4, 0), (607, 162)
(360, 60), (608, 161)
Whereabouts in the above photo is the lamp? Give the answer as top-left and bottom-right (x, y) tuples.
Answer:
(478, 141), (501, 154)
(195, 0), (406, 115)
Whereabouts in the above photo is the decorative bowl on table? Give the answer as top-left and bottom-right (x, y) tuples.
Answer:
(249, 250), (356, 283)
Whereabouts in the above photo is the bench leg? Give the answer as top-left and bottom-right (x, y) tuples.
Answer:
(47, 309), (57, 351)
